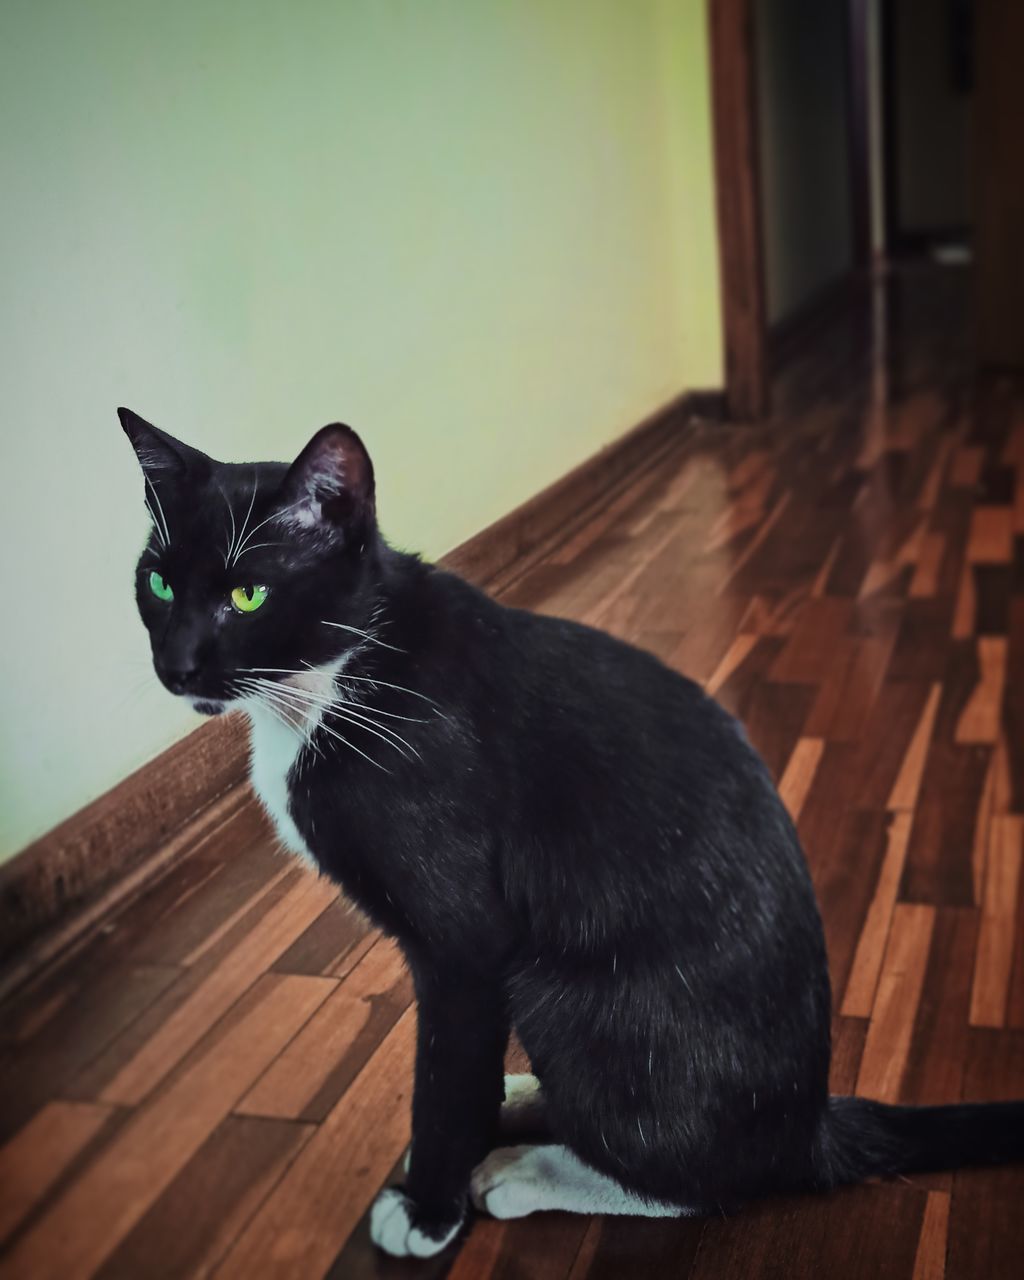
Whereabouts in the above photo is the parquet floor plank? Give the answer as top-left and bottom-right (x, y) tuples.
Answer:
(2, 974), (333, 1279)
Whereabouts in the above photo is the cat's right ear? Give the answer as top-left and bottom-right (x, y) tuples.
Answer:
(117, 408), (210, 478)
(274, 423), (376, 544)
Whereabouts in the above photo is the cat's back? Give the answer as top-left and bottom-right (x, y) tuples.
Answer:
(465, 590), (812, 909)
(416, 568), (766, 806)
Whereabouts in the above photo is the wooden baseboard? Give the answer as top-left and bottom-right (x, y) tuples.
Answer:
(444, 389), (724, 592)
(0, 714), (249, 969)
(0, 788), (254, 1003)
(0, 386), (723, 977)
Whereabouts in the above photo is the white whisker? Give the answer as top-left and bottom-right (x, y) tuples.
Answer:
(278, 665), (428, 721)
(239, 667), (440, 709)
(234, 679), (323, 759)
(249, 679), (408, 757)
(240, 677), (389, 772)
(145, 476), (171, 548)
(320, 620), (404, 653)
(237, 683), (304, 744)
(144, 498), (167, 547)
(314, 719), (390, 771)
(233, 499), (306, 563)
(336, 699), (428, 724)
(329, 705), (421, 759)
(336, 672), (442, 709)
(263, 680), (422, 761)
(230, 472), (259, 568)
(233, 541), (283, 560)
(282, 702), (388, 770)
(219, 484), (238, 568)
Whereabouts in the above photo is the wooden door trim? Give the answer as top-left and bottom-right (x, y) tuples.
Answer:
(708, 0), (769, 420)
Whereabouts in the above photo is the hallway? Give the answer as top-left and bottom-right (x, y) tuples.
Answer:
(2, 266), (1023, 1277)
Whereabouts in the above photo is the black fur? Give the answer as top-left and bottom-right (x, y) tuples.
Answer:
(122, 409), (1024, 1241)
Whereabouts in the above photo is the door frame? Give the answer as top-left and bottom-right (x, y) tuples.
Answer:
(707, 0), (770, 420)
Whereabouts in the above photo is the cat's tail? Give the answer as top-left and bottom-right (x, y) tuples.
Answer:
(816, 1095), (1024, 1186)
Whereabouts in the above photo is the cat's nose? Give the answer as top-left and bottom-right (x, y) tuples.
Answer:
(160, 665), (201, 695)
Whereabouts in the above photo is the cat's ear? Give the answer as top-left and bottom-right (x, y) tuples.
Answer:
(118, 408), (210, 478)
(276, 424), (376, 542)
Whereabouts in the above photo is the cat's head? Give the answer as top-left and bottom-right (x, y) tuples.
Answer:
(120, 407), (380, 715)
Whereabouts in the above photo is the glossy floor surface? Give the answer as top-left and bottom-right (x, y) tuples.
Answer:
(2, 267), (1023, 1278)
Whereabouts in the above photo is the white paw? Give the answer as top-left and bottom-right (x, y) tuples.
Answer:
(368, 1187), (462, 1257)
(471, 1146), (548, 1220)
(500, 1073), (546, 1135)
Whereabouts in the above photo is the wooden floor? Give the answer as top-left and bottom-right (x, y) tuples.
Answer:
(3, 266), (1024, 1278)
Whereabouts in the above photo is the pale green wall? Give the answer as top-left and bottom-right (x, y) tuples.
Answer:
(755, 0), (854, 324)
(0, 0), (722, 863)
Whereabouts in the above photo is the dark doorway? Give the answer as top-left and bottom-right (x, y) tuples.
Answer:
(881, 0), (973, 256)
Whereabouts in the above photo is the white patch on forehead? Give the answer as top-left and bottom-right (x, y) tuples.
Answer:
(242, 661), (344, 869)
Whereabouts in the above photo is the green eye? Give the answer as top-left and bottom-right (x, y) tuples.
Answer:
(148, 570), (173, 602)
(230, 583), (269, 614)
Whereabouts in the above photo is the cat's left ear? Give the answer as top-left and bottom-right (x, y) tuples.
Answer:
(276, 424), (376, 543)
(117, 408), (211, 478)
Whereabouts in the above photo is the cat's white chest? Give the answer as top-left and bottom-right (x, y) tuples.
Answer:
(246, 702), (318, 869)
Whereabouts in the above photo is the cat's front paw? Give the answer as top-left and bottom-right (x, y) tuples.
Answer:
(369, 1187), (464, 1258)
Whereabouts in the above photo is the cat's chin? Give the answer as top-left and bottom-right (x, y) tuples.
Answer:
(187, 697), (227, 717)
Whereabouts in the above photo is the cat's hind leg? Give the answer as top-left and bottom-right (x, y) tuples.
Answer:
(471, 1144), (694, 1220)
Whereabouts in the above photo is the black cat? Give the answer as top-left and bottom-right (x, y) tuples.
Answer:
(121, 408), (1024, 1258)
